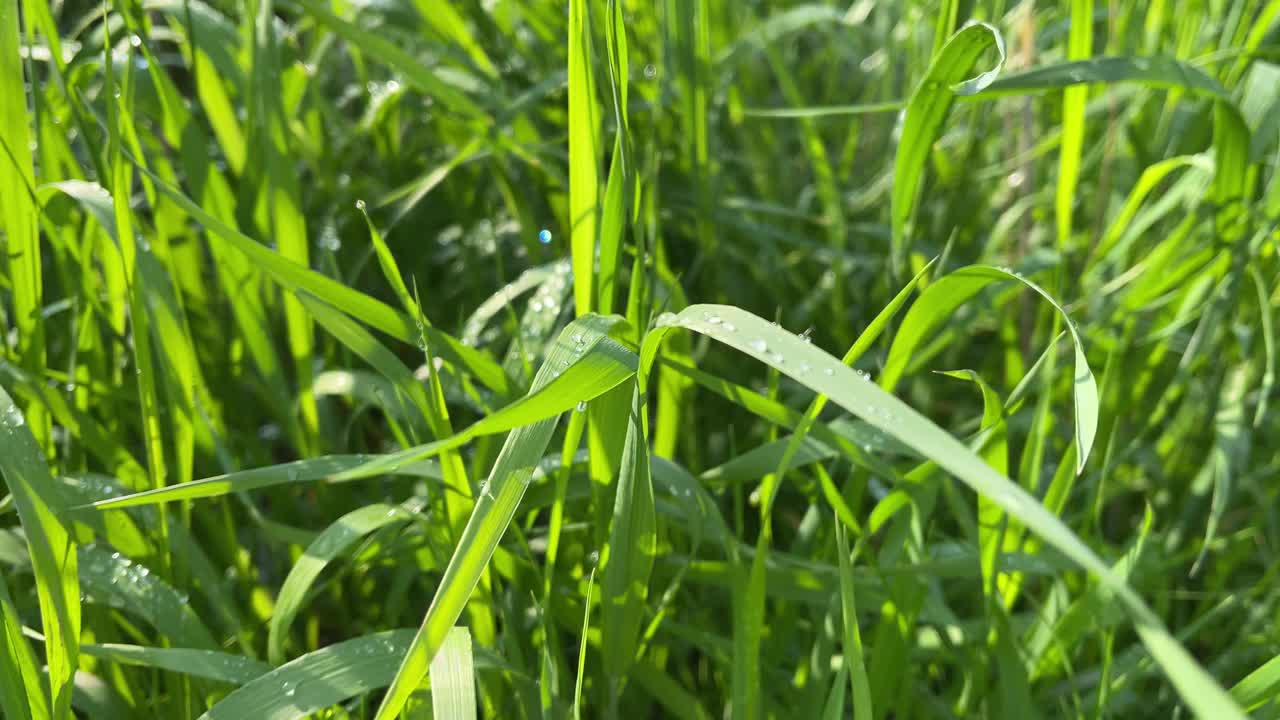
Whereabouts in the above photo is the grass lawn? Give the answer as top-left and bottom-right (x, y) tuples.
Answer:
(2, 0), (1280, 717)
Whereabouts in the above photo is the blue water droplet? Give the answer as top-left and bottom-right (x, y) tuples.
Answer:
(538, 229), (552, 244)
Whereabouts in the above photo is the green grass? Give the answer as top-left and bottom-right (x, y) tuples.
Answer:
(2, 1), (1280, 718)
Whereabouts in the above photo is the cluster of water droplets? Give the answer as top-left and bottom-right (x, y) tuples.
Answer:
(1, 404), (26, 429)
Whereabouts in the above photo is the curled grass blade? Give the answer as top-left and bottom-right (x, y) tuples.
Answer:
(880, 265), (1098, 473)
(891, 22), (1005, 273)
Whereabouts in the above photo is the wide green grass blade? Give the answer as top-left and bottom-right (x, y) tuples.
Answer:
(0, 387), (79, 718)
(891, 22), (1005, 273)
(78, 544), (216, 648)
(429, 627), (476, 720)
(643, 304), (1247, 719)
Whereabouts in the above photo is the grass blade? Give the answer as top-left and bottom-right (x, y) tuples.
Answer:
(429, 627), (476, 720)
(568, 0), (601, 315)
(880, 265), (1098, 473)
(891, 22), (1005, 273)
(268, 503), (416, 665)
(1056, 0), (1093, 249)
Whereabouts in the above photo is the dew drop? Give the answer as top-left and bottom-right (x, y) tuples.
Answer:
(704, 313), (722, 325)
(797, 362), (811, 375)
(748, 339), (767, 353)
(573, 333), (585, 344)
(575, 400), (587, 413)
(283, 681), (296, 697)
(823, 368), (835, 377)
(644, 64), (657, 79)
(721, 322), (737, 332)
(538, 228), (552, 244)
(129, 34), (143, 48)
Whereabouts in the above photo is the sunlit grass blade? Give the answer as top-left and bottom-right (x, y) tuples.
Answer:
(568, 0), (601, 315)
(1, 0), (48, 452)
(429, 627), (476, 720)
(1056, 0), (1093, 249)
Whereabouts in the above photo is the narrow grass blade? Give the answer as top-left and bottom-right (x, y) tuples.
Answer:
(123, 163), (516, 399)
(1, 0), (47, 452)
(600, 381), (655, 679)
(1057, 0), (1093, 249)
(79, 456), (441, 510)
(833, 520), (871, 720)
(429, 628), (476, 720)
(1231, 653), (1280, 711)
(940, 369), (1008, 599)
(573, 568), (596, 720)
